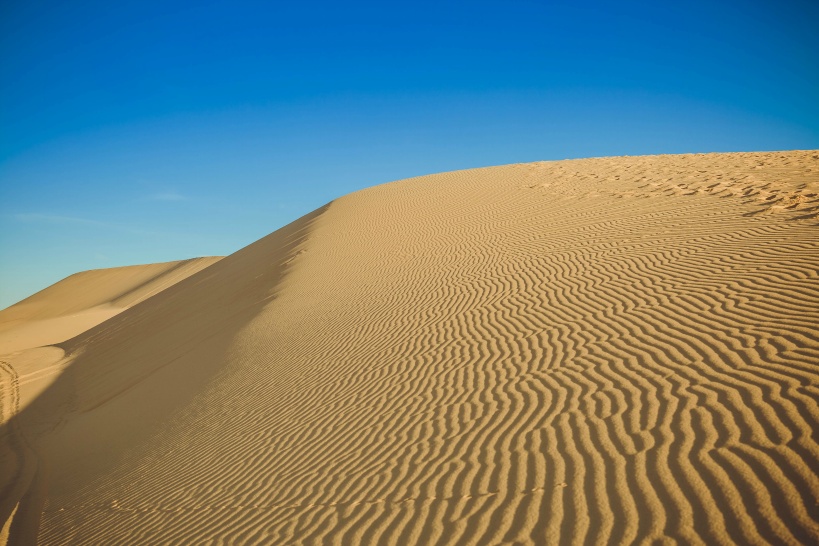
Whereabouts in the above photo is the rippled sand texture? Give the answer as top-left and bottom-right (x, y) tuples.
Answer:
(2, 151), (819, 545)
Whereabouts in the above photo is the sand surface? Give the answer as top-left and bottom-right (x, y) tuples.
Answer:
(0, 257), (223, 353)
(0, 258), (222, 438)
(1, 151), (818, 544)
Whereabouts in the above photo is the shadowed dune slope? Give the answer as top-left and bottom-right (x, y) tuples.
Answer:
(2, 151), (819, 545)
(0, 258), (223, 354)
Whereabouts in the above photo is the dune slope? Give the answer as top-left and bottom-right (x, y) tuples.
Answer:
(0, 257), (223, 354)
(2, 151), (818, 545)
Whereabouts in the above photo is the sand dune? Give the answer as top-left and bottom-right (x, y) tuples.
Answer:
(0, 257), (222, 445)
(1, 151), (818, 544)
(0, 257), (222, 354)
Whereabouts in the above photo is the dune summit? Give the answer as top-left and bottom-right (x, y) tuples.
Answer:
(1, 151), (818, 544)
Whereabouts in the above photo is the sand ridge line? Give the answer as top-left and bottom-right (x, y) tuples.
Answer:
(0, 258), (224, 359)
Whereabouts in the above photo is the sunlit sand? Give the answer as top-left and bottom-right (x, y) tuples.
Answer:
(1, 151), (817, 544)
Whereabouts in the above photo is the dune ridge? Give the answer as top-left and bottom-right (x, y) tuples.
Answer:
(2, 151), (818, 544)
(0, 257), (223, 355)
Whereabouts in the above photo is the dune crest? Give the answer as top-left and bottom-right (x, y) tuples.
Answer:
(2, 151), (818, 544)
(0, 258), (223, 419)
(0, 257), (223, 354)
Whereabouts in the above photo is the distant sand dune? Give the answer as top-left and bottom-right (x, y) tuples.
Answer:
(0, 257), (222, 354)
(1, 151), (818, 544)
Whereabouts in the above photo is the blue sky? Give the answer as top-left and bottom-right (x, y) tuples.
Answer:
(1, 0), (817, 309)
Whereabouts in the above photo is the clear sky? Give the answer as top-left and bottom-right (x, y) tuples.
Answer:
(1, 0), (818, 309)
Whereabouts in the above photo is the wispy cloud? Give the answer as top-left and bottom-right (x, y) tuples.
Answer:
(13, 213), (109, 226)
(149, 191), (186, 202)
(9, 213), (173, 237)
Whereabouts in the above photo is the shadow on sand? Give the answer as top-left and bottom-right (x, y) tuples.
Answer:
(0, 203), (331, 544)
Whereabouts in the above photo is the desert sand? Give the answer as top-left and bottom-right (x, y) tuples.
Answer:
(0, 258), (222, 354)
(1, 151), (818, 544)
(0, 258), (222, 418)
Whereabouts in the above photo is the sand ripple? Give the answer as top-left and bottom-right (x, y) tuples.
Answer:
(2, 151), (818, 544)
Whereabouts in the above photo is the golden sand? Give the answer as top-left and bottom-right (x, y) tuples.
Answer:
(1, 151), (817, 544)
